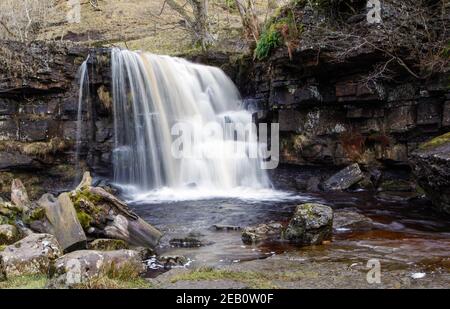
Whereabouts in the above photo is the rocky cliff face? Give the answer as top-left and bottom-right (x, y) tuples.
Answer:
(235, 47), (449, 170)
(0, 41), (112, 198)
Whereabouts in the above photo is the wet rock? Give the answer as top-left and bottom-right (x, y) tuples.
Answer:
(49, 249), (145, 288)
(0, 224), (22, 245)
(410, 133), (450, 215)
(134, 247), (156, 260)
(283, 203), (333, 245)
(306, 176), (321, 192)
(169, 237), (203, 248)
(87, 239), (129, 251)
(378, 180), (414, 192)
(350, 175), (374, 191)
(322, 163), (364, 191)
(212, 224), (241, 231)
(0, 233), (62, 278)
(11, 179), (31, 212)
(242, 222), (283, 244)
(158, 255), (189, 269)
(333, 209), (373, 231)
(376, 191), (421, 203)
(37, 193), (86, 252)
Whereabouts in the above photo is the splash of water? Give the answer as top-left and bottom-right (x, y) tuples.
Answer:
(111, 48), (276, 200)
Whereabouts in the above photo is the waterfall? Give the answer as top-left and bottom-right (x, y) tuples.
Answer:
(110, 48), (272, 201)
(75, 56), (90, 184)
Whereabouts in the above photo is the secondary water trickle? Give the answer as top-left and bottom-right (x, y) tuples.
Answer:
(110, 48), (275, 201)
(75, 55), (90, 184)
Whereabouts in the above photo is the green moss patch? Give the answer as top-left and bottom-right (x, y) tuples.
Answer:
(169, 267), (318, 289)
(419, 132), (450, 150)
(71, 189), (104, 230)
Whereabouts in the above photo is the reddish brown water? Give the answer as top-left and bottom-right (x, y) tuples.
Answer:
(130, 165), (450, 279)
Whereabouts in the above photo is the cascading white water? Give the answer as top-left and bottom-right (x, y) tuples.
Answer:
(111, 48), (275, 201)
(75, 56), (90, 184)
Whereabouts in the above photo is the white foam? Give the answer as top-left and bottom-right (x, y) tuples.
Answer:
(115, 184), (304, 204)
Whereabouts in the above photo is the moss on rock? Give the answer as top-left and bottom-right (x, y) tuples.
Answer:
(419, 132), (450, 150)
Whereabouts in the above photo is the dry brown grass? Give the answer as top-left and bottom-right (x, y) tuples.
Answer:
(37, 0), (277, 54)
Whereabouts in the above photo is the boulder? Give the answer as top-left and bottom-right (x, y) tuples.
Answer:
(10, 179), (30, 212)
(322, 163), (364, 191)
(71, 179), (162, 248)
(104, 214), (162, 248)
(37, 193), (86, 252)
(0, 224), (22, 245)
(410, 133), (450, 215)
(333, 209), (373, 231)
(283, 203), (333, 245)
(87, 239), (128, 251)
(241, 222), (283, 244)
(49, 249), (145, 288)
(0, 233), (62, 278)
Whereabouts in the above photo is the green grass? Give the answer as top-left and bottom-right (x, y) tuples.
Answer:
(169, 267), (318, 289)
(0, 275), (48, 289)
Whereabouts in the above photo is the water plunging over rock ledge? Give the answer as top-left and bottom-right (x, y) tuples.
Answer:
(109, 48), (271, 200)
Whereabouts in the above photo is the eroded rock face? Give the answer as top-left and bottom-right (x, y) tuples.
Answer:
(410, 133), (450, 215)
(284, 203), (333, 245)
(0, 233), (62, 278)
(49, 249), (145, 288)
(322, 163), (364, 191)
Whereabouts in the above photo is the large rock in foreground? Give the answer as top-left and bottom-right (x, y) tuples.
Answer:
(49, 249), (145, 288)
(322, 163), (364, 191)
(0, 233), (62, 278)
(410, 133), (450, 215)
(283, 203), (333, 245)
(38, 193), (87, 252)
(70, 173), (162, 248)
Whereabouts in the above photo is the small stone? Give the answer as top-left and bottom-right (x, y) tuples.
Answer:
(212, 224), (241, 231)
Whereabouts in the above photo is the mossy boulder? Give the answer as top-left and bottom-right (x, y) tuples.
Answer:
(67, 173), (162, 249)
(87, 239), (129, 251)
(0, 224), (22, 245)
(410, 133), (450, 215)
(48, 249), (145, 288)
(0, 233), (62, 279)
(283, 203), (333, 245)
